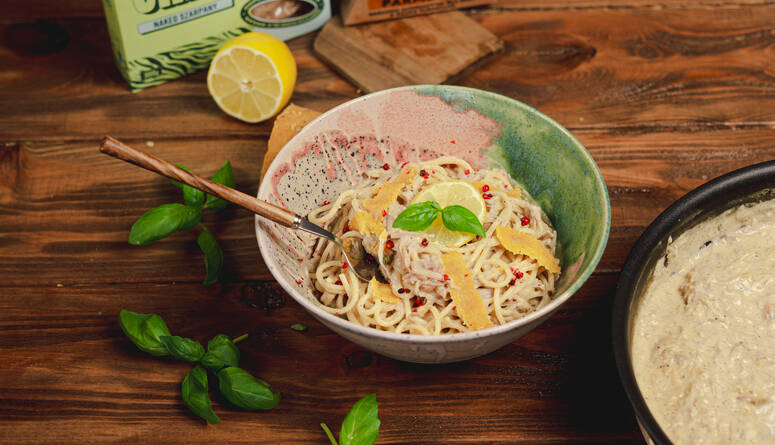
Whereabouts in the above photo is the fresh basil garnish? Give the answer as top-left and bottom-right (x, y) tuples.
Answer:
(118, 309), (171, 356)
(130, 160), (231, 284)
(290, 323), (308, 332)
(441, 205), (485, 237)
(181, 205), (203, 231)
(159, 335), (205, 363)
(171, 165), (206, 208)
(182, 365), (220, 424)
(217, 366), (280, 411)
(392, 201), (441, 231)
(204, 161), (235, 211)
(201, 334), (240, 372)
(320, 393), (380, 445)
(391, 200), (485, 238)
(128, 203), (197, 246)
(118, 311), (278, 424)
(339, 393), (380, 445)
(197, 227), (223, 286)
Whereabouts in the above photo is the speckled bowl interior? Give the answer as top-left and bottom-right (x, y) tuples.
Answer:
(257, 85), (610, 363)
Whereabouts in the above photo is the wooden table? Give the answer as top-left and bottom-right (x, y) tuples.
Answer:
(2, 1), (774, 443)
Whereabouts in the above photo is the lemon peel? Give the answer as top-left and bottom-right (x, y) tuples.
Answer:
(494, 226), (561, 274)
(441, 251), (493, 331)
(363, 166), (418, 219)
(370, 278), (400, 304)
(349, 211), (386, 238)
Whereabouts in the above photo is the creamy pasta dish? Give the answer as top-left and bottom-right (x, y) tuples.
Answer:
(305, 156), (561, 335)
(632, 198), (775, 444)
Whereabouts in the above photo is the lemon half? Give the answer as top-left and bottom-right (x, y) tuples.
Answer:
(207, 32), (297, 123)
(411, 181), (486, 247)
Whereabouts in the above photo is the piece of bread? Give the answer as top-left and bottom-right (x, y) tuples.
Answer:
(261, 103), (322, 179)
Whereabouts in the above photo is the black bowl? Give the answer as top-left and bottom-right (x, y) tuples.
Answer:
(612, 160), (775, 444)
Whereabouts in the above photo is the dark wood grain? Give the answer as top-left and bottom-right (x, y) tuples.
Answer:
(1, 1), (774, 443)
(3, 7), (775, 141)
(0, 276), (641, 444)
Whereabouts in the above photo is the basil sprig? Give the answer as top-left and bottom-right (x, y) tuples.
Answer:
(217, 367), (280, 411)
(119, 309), (171, 356)
(182, 366), (220, 424)
(203, 161), (235, 211)
(441, 205), (485, 237)
(118, 310), (278, 424)
(128, 160), (234, 285)
(320, 393), (380, 445)
(200, 334), (240, 372)
(128, 203), (201, 245)
(392, 201), (485, 238)
(171, 165), (206, 207)
(197, 227), (224, 286)
(391, 201), (440, 231)
(159, 335), (205, 363)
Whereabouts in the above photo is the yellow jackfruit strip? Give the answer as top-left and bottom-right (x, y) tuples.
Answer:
(363, 165), (418, 217)
(349, 211), (386, 238)
(369, 278), (400, 304)
(471, 180), (521, 199)
(494, 226), (561, 274)
(441, 251), (493, 331)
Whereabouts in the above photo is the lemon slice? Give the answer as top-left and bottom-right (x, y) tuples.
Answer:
(207, 32), (297, 123)
(411, 181), (486, 247)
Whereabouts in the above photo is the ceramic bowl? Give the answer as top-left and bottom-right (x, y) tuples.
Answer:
(613, 160), (775, 444)
(257, 85), (610, 364)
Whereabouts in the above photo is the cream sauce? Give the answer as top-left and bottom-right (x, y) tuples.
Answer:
(632, 199), (775, 444)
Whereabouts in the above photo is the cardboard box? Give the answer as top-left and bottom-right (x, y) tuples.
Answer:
(341, 0), (492, 25)
(102, 0), (330, 91)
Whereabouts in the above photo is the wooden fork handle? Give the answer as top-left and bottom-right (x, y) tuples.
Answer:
(100, 136), (299, 228)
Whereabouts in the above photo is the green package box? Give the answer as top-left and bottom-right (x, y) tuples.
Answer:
(102, 0), (330, 91)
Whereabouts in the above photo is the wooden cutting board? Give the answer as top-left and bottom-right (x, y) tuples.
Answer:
(313, 11), (503, 92)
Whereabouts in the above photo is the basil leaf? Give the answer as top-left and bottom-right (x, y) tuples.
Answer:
(180, 205), (202, 231)
(290, 323), (308, 332)
(339, 393), (380, 445)
(201, 334), (240, 372)
(217, 367), (280, 411)
(118, 309), (171, 356)
(441, 205), (485, 237)
(159, 335), (204, 363)
(204, 161), (234, 211)
(183, 184), (205, 208)
(171, 165), (205, 208)
(392, 201), (441, 232)
(128, 203), (198, 245)
(197, 227), (223, 286)
(182, 365), (220, 424)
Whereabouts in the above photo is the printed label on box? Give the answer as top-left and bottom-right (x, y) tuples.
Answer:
(102, 0), (330, 91)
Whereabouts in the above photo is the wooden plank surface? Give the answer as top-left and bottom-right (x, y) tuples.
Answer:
(1, 1), (775, 443)
(313, 12), (503, 92)
(0, 276), (639, 444)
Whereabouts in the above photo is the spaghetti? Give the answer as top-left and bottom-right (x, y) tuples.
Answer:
(306, 156), (560, 335)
